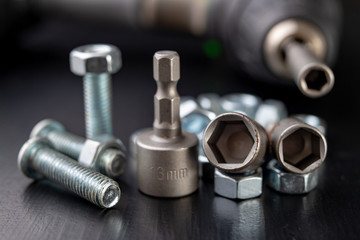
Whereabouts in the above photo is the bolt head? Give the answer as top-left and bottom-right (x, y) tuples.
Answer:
(78, 138), (127, 178)
(153, 51), (180, 82)
(30, 119), (65, 138)
(18, 137), (53, 180)
(70, 44), (122, 76)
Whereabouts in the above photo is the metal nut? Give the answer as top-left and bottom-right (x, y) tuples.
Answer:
(219, 93), (262, 118)
(214, 168), (262, 199)
(266, 159), (319, 194)
(255, 99), (287, 131)
(70, 44), (122, 76)
(79, 139), (126, 177)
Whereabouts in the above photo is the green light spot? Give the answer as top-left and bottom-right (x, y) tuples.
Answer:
(203, 39), (223, 59)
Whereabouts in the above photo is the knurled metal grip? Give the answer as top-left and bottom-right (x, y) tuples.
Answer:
(136, 51), (199, 197)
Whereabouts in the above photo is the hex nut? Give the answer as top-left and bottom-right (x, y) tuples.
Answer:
(203, 112), (267, 173)
(70, 44), (122, 76)
(219, 93), (262, 118)
(266, 159), (319, 194)
(255, 99), (288, 131)
(214, 168), (262, 199)
(270, 117), (327, 174)
(79, 139), (126, 177)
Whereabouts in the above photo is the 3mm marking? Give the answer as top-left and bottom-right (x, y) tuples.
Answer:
(150, 167), (188, 181)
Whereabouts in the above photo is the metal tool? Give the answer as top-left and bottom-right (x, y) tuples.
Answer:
(266, 114), (327, 194)
(18, 138), (121, 208)
(22, 0), (340, 97)
(136, 51), (199, 197)
(269, 117), (327, 174)
(202, 112), (267, 199)
(30, 119), (126, 178)
(203, 112), (267, 173)
(70, 44), (121, 140)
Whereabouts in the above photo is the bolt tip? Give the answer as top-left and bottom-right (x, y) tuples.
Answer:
(99, 183), (121, 208)
(30, 119), (65, 139)
(153, 50), (180, 82)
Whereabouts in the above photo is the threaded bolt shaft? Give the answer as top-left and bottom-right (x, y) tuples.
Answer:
(30, 119), (127, 178)
(18, 138), (121, 208)
(84, 73), (113, 139)
(47, 130), (85, 159)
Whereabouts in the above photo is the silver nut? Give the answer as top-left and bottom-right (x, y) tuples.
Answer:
(197, 93), (222, 115)
(220, 93), (262, 118)
(214, 168), (262, 199)
(70, 44), (122, 76)
(255, 99), (288, 131)
(266, 159), (319, 194)
(180, 97), (216, 138)
(79, 139), (126, 178)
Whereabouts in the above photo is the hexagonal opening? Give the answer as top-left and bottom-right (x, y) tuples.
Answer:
(282, 129), (321, 170)
(208, 121), (255, 164)
(304, 69), (328, 91)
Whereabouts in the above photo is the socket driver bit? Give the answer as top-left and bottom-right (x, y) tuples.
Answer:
(269, 117), (327, 174)
(136, 51), (199, 197)
(203, 112), (268, 173)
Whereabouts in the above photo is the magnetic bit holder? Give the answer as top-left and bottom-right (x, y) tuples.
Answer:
(136, 50), (199, 198)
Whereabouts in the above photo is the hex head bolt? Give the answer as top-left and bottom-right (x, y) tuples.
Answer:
(30, 119), (126, 178)
(18, 138), (121, 208)
(70, 44), (121, 140)
(136, 51), (199, 197)
(269, 117), (327, 174)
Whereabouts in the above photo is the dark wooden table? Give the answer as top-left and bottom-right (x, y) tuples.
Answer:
(1, 1), (360, 239)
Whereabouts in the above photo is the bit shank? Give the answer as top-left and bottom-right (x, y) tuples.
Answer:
(153, 51), (181, 138)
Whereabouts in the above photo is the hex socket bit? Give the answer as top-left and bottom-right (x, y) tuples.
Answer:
(269, 117), (327, 174)
(136, 51), (198, 197)
(203, 112), (268, 173)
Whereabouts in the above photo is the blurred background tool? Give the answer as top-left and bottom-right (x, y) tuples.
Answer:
(1, 0), (342, 97)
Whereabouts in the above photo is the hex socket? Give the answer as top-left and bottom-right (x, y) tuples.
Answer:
(269, 117), (327, 174)
(202, 112), (268, 173)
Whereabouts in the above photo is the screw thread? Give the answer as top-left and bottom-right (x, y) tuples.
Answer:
(83, 73), (113, 139)
(47, 131), (85, 160)
(32, 147), (120, 208)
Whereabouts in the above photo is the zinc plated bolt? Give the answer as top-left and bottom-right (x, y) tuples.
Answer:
(70, 44), (121, 140)
(18, 138), (121, 208)
(30, 119), (126, 178)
